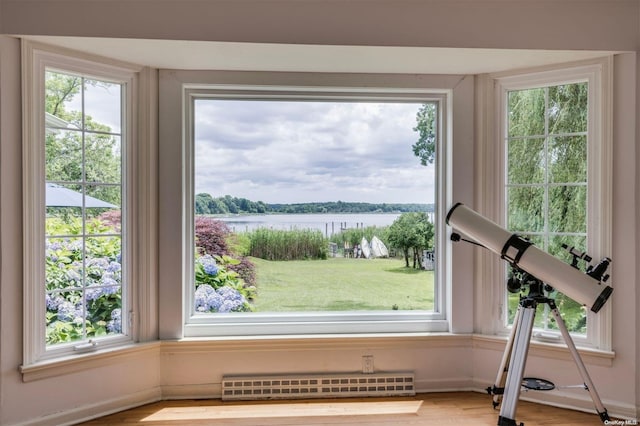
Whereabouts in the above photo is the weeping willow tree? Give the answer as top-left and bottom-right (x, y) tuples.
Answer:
(506, 82), (589, 333)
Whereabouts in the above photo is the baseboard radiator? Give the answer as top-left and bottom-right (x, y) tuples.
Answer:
(222, 372), (415, 401)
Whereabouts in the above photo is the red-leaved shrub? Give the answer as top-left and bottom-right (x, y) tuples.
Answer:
(195, 216), (256, 286)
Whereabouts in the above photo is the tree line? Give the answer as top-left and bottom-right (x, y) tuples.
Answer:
(195, 193), (434, 215)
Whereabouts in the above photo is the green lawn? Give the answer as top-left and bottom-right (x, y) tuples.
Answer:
(249, 257), (434, 312)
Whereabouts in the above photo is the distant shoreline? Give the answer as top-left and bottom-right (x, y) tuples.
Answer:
(195, 193), (434, 216)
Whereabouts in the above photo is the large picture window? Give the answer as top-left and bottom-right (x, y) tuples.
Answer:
(23, 44), (138, 364)
(181, 87), (451, 337)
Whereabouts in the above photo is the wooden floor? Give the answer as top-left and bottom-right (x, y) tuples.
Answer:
(79, 392), (609, 425)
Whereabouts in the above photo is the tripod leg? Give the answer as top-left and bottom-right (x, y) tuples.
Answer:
(489, 305), (521, 409)
(549, 307), (610, 423)
(498, 305), (536, 426)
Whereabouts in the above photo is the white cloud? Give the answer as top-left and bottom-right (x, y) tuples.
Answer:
(194, 100), (435, 204)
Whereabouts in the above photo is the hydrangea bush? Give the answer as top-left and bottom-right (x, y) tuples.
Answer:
(194, 253), (254, 313)
(193, 216), (257, 313)
(45, 216), (122, 344)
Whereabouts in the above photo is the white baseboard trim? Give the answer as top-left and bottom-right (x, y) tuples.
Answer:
(415, 377), (476, 393)
(162, 383), (222, 400)
(14, 379), (636, 425)
(18, 387), (162, 426)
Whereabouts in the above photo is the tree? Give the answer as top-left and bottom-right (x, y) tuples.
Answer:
(506, 82), (589, 333)
(387, 212), (434, 269)
(412, 103), (437, 166)
(195, 193), (215, 214)
(45, 71), (122, 206)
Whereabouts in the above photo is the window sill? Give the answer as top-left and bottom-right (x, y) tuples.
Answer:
(20, 341), (161, 383)
(163, 332), (472, 353)
(472, 334), (615, 367)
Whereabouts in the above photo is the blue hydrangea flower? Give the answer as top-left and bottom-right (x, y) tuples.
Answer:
(106, 261), (121, 273)
(107, 308), (122, 333)
(198, 255), (219, 276)
(86, 287), (103, 301)
(46, 294), (64, 310)
(66, 268), (82, 283)
(216, 286), (247, 313)
(194, 284), (223, 312)
(56, 301), (75, 321)
(88, 258), (109, 269)
(57, 300), (84, 322)
(102, 276), (119, 286)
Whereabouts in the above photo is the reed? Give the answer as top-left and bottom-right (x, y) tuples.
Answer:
(248, 228), (328, 261)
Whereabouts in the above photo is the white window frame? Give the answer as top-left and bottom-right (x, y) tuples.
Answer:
(180, 84), (452, 338)
(487, 60), (613, 350)
(22, 42), (141, 365)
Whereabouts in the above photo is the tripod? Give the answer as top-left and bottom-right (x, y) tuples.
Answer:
(487, 282), (610, 426)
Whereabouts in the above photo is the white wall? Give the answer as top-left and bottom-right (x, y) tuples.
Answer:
(0, 0), (638, 51)
(1, 1), (638, 424)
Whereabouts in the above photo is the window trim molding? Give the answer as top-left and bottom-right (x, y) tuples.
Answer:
(21, 41), (145, 366)
(158, 71), (470, 340)
(181, 85), (451, 338)
(478, 58), (613, 350)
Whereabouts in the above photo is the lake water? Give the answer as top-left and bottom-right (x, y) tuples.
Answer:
(219, 213), (402, 236)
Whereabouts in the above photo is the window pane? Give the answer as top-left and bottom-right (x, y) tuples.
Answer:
(508, 88), (545, 137)
(507, 186), (544, 232)
(46, 236), (84, 291)
(507, 138), (544, 184)
(85, 134), (122, 184)
(193, 99), (436, 315)
(46, 290), (86, 344)
(548, 83), (588, 134)
(83, 79), (122, 133)
(548, 136), (587, 183)
(549, 185), (586, 233)
(45, 71), (82, 126)
(45, 130), (83, 182)
(548, 234), (587, 264)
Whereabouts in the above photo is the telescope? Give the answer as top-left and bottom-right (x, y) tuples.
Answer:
(446, 202), (613, 313)
(447, 203), (613, 424)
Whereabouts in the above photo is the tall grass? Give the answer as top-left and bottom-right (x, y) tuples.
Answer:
(248, 228), (328, 261)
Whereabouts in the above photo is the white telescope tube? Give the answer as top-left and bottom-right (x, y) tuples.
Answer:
(446, 203), (613, 313)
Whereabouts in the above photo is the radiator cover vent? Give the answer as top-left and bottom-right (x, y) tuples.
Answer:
(222, 372), (415, 400)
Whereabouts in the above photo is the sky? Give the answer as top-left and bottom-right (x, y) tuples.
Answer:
(63, 80), (437, 205)
(194, 99), (436, 204)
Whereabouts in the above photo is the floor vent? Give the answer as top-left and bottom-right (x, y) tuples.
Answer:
(222, 372), (415, 400)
